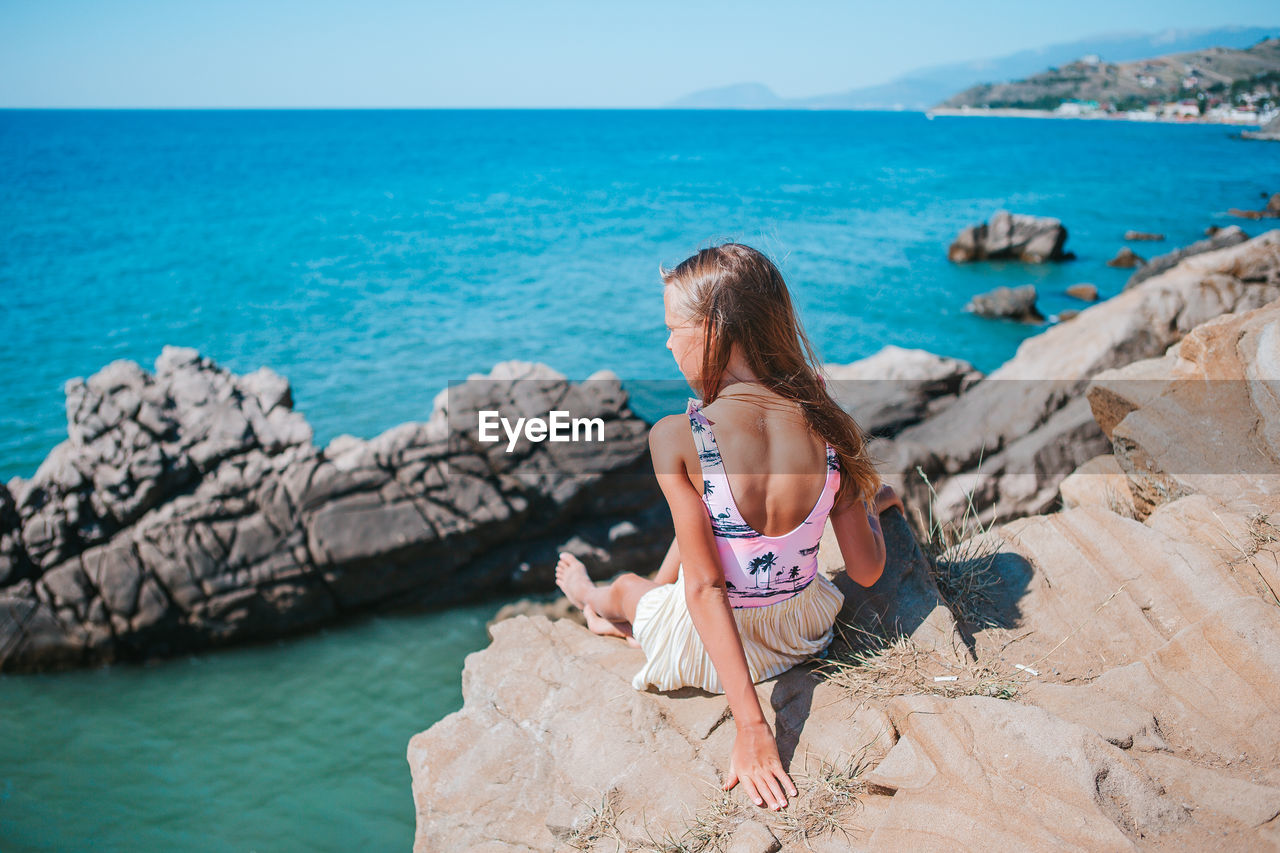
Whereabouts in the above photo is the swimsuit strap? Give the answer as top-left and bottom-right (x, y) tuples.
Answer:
(686, 396), (729, 489)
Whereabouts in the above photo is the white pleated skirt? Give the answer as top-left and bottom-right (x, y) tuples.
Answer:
(630, 564), (846, 694)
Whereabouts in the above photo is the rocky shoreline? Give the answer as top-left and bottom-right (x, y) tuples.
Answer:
(408, 230), (1280, 851)
(926, 106), (1271, 126)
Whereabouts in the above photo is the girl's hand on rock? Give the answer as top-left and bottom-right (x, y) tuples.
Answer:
(873, 483), (904, 516)
(723, 721), (797, 810)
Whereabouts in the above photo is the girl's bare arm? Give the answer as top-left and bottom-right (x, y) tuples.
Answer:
(830, 484), (900, 587)
(649, 416), (796, 810)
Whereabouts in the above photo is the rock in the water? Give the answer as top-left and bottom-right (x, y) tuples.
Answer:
(1123, 230), (1165, 241)
(1228, 192), (1280, 220)
(947, 211), (1072, 263)
(1065, 282), (1099, 302)
(1055, 309), (1080, 322)
(964, 284), (1044, 322)
(1125, 225), (1251, 289)
(823, 346), (984, 437)
(0, 352), (670, 672)
(1106, 247), (1145, 268)
(1242, 114), (1280, 141)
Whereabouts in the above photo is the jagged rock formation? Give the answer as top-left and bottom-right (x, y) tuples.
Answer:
(947, 211), (1072, 263)
(407, 293), (1280, 851)
(0, 353), (669, 672)
(1125, 225), (1249, 289)
(875, 229), (1280, 532)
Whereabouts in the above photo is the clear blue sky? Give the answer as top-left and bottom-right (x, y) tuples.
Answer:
(0, 0), (1275, 107)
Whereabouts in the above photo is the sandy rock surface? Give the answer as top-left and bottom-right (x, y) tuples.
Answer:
(409, 292), (1280, 851)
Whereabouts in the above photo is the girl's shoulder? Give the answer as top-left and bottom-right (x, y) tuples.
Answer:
(647, 412), (699, 467)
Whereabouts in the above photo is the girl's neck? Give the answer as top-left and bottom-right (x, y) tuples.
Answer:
(718, 379), (762, 396)
(719, 363), (760, 391)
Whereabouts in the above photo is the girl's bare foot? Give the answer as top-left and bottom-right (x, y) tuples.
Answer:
(558, 553), (643, 648)
(555, 552), (594, 610)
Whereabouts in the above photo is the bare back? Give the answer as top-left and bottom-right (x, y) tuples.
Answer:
(690, 385), (830, 538)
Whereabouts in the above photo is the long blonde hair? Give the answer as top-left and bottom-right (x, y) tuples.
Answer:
(660, 242), (881, 508)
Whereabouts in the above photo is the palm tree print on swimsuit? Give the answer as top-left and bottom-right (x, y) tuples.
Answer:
(688, 409), (724, 469)
(746, 552), (778, 589)
(726, 556), (814, 602)
(697, 446), (722, 469)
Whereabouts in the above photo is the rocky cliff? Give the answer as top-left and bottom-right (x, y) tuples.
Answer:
(407, 263), (1280, 850)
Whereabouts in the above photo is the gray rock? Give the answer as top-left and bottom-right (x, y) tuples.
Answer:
(1123, 231), (1165, 241)
(824, 346), (984, 437)
(964, 284), (1044, 323)
(826, 509), (975, 663)
(948, 211), (1072, 263)
(0, 352), (669, 672)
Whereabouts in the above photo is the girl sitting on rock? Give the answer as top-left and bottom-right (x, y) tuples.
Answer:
(555, 242), (901, 812)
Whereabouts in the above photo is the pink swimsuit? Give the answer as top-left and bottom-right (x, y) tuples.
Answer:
(686, 398), (840, 608)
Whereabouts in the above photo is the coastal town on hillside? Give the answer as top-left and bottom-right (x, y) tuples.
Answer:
(931, 37), (1280, 126)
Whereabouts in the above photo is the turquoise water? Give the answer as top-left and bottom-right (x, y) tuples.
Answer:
(3, 110), (1273, 482)
(0, 109), (1274, 851)
(0, 594), (537, 851)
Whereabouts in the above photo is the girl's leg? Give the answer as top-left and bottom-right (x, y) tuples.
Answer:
(583, 603), (642, 648)
(556, 553), (660, 626)
(651, 535), (681, 586)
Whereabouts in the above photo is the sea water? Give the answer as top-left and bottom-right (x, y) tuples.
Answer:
(0, 108), (1273, 850)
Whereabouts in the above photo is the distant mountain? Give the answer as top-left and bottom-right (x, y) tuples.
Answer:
(940, 36), (1280, 110)
(667, 82), (788, 109)
(666, 25), (1278, 110)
